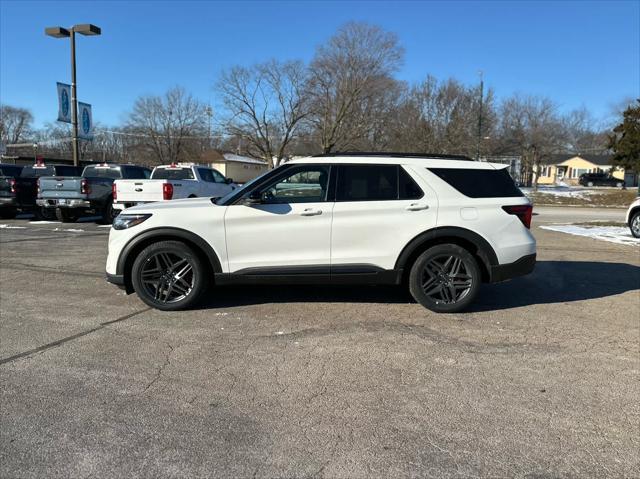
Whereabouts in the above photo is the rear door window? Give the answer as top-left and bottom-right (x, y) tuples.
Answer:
(336, 165), (423, 201)
(428, 167), (523, 198)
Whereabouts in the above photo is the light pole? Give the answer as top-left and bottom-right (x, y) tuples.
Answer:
(476, 70), (484, 161)
(45, 24), (101, 167)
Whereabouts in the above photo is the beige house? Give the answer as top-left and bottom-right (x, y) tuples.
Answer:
(199, 150), (269, 184)
(536, 154), (636, 186)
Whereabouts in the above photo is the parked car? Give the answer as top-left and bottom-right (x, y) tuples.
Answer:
(113, 163), (236, 211)
(105, 153), (536, 313)
(626, 197), (640, 238)
(37, 163), (151, 223)
(578, 172), (624, 188)
(0, 162), (83, 219)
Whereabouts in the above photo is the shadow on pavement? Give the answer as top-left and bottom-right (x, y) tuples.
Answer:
(199, 261), (640, 311)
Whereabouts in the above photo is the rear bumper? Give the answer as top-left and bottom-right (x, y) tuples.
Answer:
(0, 197), (17, 206)
(37, 198), (91, 208)
(489, 253), (536, 283)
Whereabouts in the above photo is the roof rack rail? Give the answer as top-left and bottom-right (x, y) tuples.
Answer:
(312, 151), (475, 161)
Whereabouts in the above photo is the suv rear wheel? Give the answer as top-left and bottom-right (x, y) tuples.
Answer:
(409, 244), (481, 313)
(131, 240), (208, 311)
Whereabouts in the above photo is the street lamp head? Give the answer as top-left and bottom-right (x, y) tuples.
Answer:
(73, 24), (101, 36)
(45, 26), (70, 38)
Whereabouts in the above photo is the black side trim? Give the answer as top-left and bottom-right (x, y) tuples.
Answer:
(116, 227), (223, 276)
(489, 254), (536, 283)
(215, 264), (402, 286)
(105, 273), (126, 289)
(395, 227), (499, 272)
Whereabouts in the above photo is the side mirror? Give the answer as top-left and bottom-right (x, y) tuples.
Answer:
(246, 190), (263, 205)
(225, 177), (233, 184)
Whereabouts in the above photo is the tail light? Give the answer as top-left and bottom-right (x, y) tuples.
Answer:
(9, 179), (17, 194)
(112, 182), (117, 201)
(37, 178), (41, 194)
(503, 204), (533, 229)
(163, 183), (174, 200)
(80, 178), (90, 195)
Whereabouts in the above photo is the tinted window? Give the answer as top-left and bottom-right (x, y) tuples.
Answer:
(0, 165), (23, 177)
(21, 166), (55, 177)
(198, 168), (215, 182)
(83, 166), (122, 179)
(56, 166), (82, 176)
(337, 165), (397, 201)
(428, 167), (524, 198)
(262, 165), (330, 203)
(151, 168), (194, 180)
(124, 167), (148, 180)
(399, 166), (424, 199)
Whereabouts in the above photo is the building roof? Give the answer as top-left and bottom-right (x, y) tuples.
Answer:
(221, 153), (267, 165)
(555, 154), (613, 166)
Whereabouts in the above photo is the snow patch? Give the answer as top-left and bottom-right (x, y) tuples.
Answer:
(29, 221), (60, 224)
(0, 224), (26, 229)
(52, 227), (84, 233)
(540, 224), (640, 246)
(98, 225), (112, 228)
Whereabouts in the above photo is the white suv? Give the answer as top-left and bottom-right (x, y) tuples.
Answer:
(105, 153), (536, 313)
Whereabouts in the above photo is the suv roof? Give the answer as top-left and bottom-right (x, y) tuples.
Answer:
(313, 152), (474, 161)
(291, 153), (502, 169)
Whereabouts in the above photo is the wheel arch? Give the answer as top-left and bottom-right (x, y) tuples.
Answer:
(395, 227), (498, 283)
(116, 227), (222, 293)
(628, 206), (640, 226)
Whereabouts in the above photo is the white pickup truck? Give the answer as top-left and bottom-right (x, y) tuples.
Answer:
(113, 163), (237, 210)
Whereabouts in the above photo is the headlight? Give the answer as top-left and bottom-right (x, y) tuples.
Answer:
(112, 214), (152, 230)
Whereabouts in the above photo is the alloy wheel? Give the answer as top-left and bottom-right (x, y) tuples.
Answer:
(421, 254), (473, 304)
(632, 215), (640, 238)
(140, 252), (195, 304)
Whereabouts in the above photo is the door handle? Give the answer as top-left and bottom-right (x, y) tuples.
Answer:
(406, 203), (429, 211)
(300, 208), (322, 216)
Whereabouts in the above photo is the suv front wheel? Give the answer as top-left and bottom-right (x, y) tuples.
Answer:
(409, 244), (481, 313)
(131, 240), (208, 311)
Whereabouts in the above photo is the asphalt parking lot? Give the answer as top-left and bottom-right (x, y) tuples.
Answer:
(1, 208), (639, 478)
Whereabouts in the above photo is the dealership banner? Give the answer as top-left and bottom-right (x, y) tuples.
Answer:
(56, 82), (72, 123)
(78, 102), (93, 140)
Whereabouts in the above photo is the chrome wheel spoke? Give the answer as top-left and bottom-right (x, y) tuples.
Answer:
(422, 254), (473, 305)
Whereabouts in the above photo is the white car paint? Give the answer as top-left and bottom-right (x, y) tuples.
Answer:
(106, 155), (536, 277)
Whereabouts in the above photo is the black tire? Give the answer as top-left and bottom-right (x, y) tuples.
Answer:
(131, 240), (208, 311)
(409, 244), (481, 313)
(55, 208), (78, 223)
(101, 199), (119, 224)
(0, 207), (17, 219)
(34, 207), (55, 221)
(630, 212), (640, 239)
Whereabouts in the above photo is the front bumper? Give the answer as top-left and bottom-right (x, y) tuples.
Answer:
(37, 198), (91, 208)
(489, 253), (536, 283)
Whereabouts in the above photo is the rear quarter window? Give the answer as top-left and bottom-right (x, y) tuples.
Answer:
(428, 167), (523, 198)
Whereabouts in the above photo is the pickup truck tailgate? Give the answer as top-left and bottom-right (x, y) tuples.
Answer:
(39, 176), (85, 199)
(114, 179), (166, 203)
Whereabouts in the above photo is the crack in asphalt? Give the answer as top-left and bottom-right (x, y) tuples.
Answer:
(141, 342), (174, 393)
(0, 307), (152, 365)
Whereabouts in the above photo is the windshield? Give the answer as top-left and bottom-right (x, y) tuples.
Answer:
(214, 167), (279, 205)
(151, 168), (195, 180)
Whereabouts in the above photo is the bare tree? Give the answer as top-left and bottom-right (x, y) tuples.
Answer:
(126, 86), (208, 165)
(1, 104), (33, 145)
(562, 107), (608, 154)
(306, 22), (404, 153)
(498, 95), (566, 189)
(217, 60), (308, 167)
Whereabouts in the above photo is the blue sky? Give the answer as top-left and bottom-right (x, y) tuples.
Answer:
(1, 0), (638, 128)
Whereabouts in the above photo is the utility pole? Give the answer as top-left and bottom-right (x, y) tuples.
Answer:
(476, 70), (484, 161)
(205, 105), (213, 150)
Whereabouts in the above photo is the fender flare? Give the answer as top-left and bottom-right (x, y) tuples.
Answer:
(116, 227), (223, 277)
(394, 226), (498, 272)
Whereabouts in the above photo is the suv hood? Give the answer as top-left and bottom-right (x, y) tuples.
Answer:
(124, 196), (218, 214)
